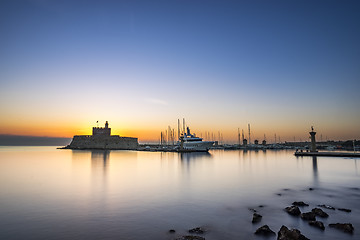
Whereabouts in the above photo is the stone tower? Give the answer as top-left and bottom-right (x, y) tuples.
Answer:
(309, 126), (317, 152)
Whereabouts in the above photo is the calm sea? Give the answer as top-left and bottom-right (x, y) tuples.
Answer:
(0, 146), (359, 239)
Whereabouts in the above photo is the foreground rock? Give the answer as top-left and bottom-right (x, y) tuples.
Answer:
(252, 213), (262, 223)
(285, 206), (301, 216)
(312, 208), (329, 218)
(176, 236), (205, 240)
(338, 208), (351, 213)
(329, 223), (354, 234)
(301, 212), (316, 221)
(309, 221), (325, 230)
(277, 225), (309, 240)
(254, 225), (275, 236)
(318, 204), (335, 210)
(188, 227), (205, 234)
(292, 201), (309, 207)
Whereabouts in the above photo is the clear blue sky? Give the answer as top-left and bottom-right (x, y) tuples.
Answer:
(1, 0), (359, 141)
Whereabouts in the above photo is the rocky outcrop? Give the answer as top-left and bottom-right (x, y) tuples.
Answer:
(285, 206), (301, 216)
(329, 223), (354, 234)
(311, 208), (329, 218)
(318, 204), (335, 210)
(188, 227), (205, 234)
(277, 225), (309, 240)
(309, 221), (325, 230)
(338, 208), (351, 213)
(254, 225), (275, 236)
(292, 201), (309, 207)
(252, 213), (262, 223)
(176, 236), (205, 240)
(300, 212), (316, 221)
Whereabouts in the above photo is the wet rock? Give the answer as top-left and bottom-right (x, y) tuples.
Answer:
(308, 187), (314, 191)
(169, 229), (176, 233)
(258, 205), (265, 208)
(292, 201), (309, 207)
(276, 193), (282, 196)
(318, 204), (335, 210)
(338, 208), (351, 213)
(252, 213), (262, 223)
(249, 208), (257, 212)
(254, 225), (275, 236)
(301, 212), (316, 221)
(176, 236), (205, 240)
(312, 208), (329, 218)
(309, 221), (325, 230)
(285, 206), (301, 216)
(329, 223), (354, 234)
(188, 227), (205, 234)
(277, 225), (309, 240)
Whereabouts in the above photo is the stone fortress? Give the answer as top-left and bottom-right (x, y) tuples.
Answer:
(66, 121), (138, 150)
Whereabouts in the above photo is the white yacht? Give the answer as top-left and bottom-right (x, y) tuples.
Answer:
(178, 127), (214, 152)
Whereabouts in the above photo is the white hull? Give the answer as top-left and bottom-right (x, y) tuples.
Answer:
(181, 141), (214, 151)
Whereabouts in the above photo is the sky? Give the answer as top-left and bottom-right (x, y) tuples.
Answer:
(0, 0), (360, 143)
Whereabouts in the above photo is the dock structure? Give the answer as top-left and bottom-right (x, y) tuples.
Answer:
(294, 126), (360, 158)
(295, 151), (360, 158)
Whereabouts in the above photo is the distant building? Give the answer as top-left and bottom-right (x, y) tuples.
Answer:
(262, 140), (266, 145)
(93, 121), (111, 136)
(65, 121), (138, 150)
(254, 140), (259, 145)
(243, 139), (248, 146)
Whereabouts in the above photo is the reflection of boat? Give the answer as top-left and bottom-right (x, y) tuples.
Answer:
(178, 127), (214, 152)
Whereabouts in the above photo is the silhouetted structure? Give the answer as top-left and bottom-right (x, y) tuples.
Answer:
(65, 121), (138, 150)
(310, 126), (317, 152)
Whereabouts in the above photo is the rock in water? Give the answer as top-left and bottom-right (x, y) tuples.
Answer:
(329, 223), (354, 234)
(318, 204), (335, 210)
(309, 221), (325, 230)
(277, 225), (309, 240)
(188, 227), (205, 234)
(338, 208), (351, 213)
(292, 201), (309, 207)
(176, 236), (205, 240)
(311, 208), (329, 218)
(301, 212), (316, 221)
(285, 206), (301, 216)
(254, 225), (275, 236)
(252, 213), (262, 223)
(169, 229), (176, 233)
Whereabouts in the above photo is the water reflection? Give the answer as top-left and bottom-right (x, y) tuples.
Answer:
(312, 156), (318, 183)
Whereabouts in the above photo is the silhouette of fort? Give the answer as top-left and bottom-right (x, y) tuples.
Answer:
(66, 121), (138, 150)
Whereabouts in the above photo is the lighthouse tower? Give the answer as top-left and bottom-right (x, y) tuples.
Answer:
(309, 126), (317, 152)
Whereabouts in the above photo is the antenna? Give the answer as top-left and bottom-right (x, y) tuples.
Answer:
(183, 118), (185, 135)
(248, 124), (251, 144)
(238, 128), (240, 145)
(178, 119), (180, 139)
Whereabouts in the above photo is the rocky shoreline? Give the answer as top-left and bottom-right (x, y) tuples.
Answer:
(166, 186), (357, 240)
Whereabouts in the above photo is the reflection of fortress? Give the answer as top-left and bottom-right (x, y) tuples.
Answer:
(66, 121), (138, 150)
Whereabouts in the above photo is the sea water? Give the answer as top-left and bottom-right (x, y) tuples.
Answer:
(0, 146), (359, 239)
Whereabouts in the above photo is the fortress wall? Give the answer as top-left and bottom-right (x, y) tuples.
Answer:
(68, 135), (138, 150)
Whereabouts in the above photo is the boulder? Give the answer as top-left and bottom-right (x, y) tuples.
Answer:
(277, 225), (309, 240)
(329, 223), (354, 234)
(176, 236), (205, 240)
(318, 204), (335, 210)
(338, 208), (351, 213)
(252, 213), (262, 223)
(285, 206), (301, 216)
(188, 227), (205, 234)
(312, 208), (329, 218)
(254, 225), (275, 236)
(301, 212), (316, 221)
(309, 221), (325, 230)
(169, 229), (176, 233)
(292, 201), (309, 207)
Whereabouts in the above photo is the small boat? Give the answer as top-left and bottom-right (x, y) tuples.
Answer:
(178, 127), (214, 152)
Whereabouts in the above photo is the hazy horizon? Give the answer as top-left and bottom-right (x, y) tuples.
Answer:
(1, 0), (359, 142)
